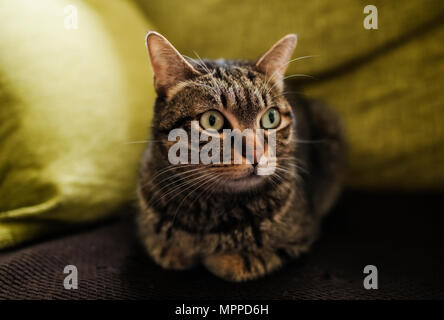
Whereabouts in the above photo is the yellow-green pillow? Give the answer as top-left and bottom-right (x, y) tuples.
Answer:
(0, 0), (155, 249)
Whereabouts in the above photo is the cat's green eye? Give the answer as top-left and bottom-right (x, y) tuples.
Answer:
(200, 110), (225, 131)
(261, 108), (281, 129)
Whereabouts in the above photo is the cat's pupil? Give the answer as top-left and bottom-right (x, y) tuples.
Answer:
(268, 111), (275, 123)
(209, 114), (216, 126)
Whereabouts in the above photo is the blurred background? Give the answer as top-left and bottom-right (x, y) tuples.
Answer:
(0, 0), (443, 299)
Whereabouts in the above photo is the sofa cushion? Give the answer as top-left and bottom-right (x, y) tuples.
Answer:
(0, 0), (155, 249)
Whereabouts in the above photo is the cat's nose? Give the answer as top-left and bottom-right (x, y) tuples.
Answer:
(241, 131), (264, 164)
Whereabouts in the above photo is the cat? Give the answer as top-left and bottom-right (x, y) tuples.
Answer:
(137, 31), (346, 282)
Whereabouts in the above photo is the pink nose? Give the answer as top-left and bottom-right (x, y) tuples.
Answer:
(242, 131), (265, 164)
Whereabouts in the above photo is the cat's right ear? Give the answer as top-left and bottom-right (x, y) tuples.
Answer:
(145, 31), (200, 96)
(255, 34), (297, 89)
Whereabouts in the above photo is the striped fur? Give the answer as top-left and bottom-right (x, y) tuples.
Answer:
(137, 35), (346, 282)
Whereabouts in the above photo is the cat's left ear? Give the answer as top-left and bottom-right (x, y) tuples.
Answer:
(255, 34), (298, 88)
(146, 31), (201, 96)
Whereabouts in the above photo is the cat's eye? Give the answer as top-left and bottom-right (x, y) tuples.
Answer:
(261, 108), (281, 129)
(200, 110), (225, 131)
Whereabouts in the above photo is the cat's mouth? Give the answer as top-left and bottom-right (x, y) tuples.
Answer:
(218, 168), (266, 193)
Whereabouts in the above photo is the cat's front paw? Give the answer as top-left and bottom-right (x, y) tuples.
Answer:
(202, 251), (283, 282)
(149, 246), (198, 271)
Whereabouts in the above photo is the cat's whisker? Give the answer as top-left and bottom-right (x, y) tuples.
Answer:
(261, 69), (277, 96)
(276, 170), (299, 187)
(200, 173), (224, 203)
(274, 165), (296, 174)
(189, 175), (217, 205)
(149, 142), (206, 155)
(170, 172), (222, 227)
(278, 163), (309, 175)
(275, 157), (309, 174)
(270, 90), (303, 100)
(285, 55), (319, 65)
(283, 74), (315, 81)
(124, 139), (166, 145)
(266, 73), (315, 96)
(271, 172), (285, 184)
(168, 171), (220, 212)
(274, 167), (297, 177)
(143, 166), (203, 198)
(261, 55), (318, 95)
(279, 162), (307, 171)
(152, 163), (201, 179)
(150, 174), (211, 208)
(149, 168), (212, 204)
(148, 167), (202, 191)
(158, 166), (221, 201)
(261, 57), (292, 95)
(268, 173), (281, 190)
(142, 164), (198, 187)
(278, 156), (307, 162)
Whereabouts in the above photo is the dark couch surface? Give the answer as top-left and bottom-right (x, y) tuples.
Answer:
(1, 191), (443, 300)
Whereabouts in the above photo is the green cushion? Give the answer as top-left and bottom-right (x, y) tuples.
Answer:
(0, 0), (155, 249)
(136, 0), (444, 190)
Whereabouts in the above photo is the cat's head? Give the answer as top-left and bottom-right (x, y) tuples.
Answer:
(145, 31), (299, 194)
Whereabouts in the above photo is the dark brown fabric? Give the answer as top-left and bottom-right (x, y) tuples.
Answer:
(0, 191), (443, 300)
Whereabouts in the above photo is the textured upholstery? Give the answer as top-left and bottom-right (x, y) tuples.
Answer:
(1, 192), (442, 299)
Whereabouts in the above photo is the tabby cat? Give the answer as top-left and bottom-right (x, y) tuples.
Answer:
(137, 31), (346, 282)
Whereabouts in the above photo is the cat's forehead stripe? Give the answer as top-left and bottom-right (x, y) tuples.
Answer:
(165, 63), (282, 124)
(207, 66), (269, 114)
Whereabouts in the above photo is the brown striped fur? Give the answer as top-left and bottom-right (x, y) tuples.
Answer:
(137, 32), (346, 281)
